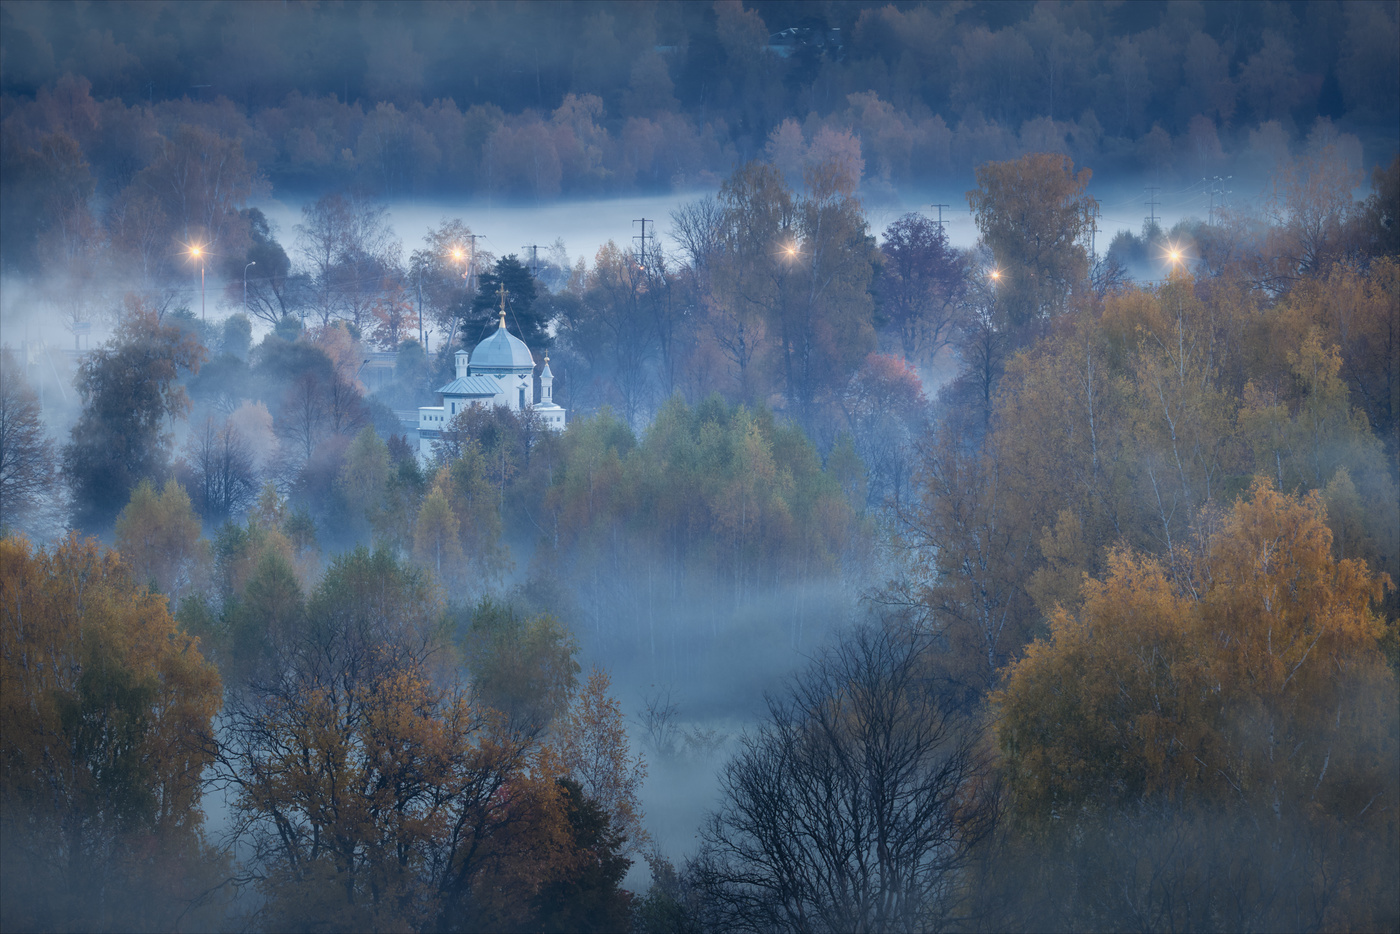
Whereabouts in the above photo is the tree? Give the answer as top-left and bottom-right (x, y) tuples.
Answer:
(967, 152), (1096, 327)
(113, 478), (208, 600)
(62, 308), (205, 531)
(409, 218), (494, 352)
(468, 254), (548, 349)
(132, 123), (256, 257)
(217, 547), (556, 932)
(295, 191), (399, 328)
(555, 667), (648, 856)
(696, 623), (995, 934)
(840, 354), (928, 511)
(993, 481), (1398, 930)
(458, 598), (580, 735)
(0, 534), (225, 933)
(413, 467), (466, 579)
(337, 426), (390, 541)
(182, 415), (260, 525)
(877, 213), (967, 365)
(225, 207), (305, 326)
(0, 350), (54, 531)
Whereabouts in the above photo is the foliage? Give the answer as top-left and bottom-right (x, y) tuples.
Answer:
(876, 212), (968, 365)
(113, 478), (208, 600)
(0, 534), (225, 932)
(555, 667), (649, 856)
(457, 597), (580, 735)
(62, 308), (205, 531)
(967, 152), (1096, 327)
(992, 482), (1398, 929)
(0, 349), (54, 530)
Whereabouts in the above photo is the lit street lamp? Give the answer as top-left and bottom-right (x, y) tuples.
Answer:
(189, 244), (207, 320)
(244, 261), (256, 317)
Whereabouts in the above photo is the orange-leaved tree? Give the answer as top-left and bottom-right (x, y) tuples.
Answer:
(0, 533), (225, 932)
(993, 480), (1397, 930)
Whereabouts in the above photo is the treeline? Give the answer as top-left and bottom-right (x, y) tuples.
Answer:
(3, 1), (1397, 224)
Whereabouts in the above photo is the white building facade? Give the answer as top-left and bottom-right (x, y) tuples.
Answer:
(416, 309), (566, 457)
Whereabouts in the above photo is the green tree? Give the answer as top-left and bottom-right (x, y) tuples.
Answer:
(468, 254), (548, 349)
(113, 478), (208, 601)
(62, 308), (205, 531)
(459, 598), (580, 734)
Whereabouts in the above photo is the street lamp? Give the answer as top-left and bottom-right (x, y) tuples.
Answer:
(988, 268), (1002, 283)
(189, 244), (206, 320)
(244, 261), (256, 317)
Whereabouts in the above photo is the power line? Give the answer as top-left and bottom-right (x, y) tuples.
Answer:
(928, 204), (950, 231)
(1144, 186), (1161, 231)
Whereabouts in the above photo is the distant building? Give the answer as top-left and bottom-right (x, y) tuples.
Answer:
(416, 301), (565, 457)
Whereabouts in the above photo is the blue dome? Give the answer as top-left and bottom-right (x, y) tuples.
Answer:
(470, 322), (534, 373)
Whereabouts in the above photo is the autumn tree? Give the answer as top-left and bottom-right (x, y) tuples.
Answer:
(217, 546), (596, 932)
(0, 350), (55, 531)
(62, 308), (205, 531)
(113, 478), (208, 600)
(295, 191), (399, 328)
(967, 152), (1096, 327)
(555, 667), (648, 855)
(0, 534), (225, 932)
(993, 481), (1398, 930)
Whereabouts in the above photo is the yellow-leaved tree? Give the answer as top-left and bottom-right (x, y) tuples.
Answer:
(0, 534), (225, 932)
(992, 480), (1397, 931)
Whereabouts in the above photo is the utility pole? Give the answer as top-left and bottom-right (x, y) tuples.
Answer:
(465, 233), (484, 291)
(929, 203), (950, 231)
(1206, 176), (1232, 226)
(633, 218), (653, 265)
(1089, 204), (1102, 259)
(522, 244), (541, 277)
(1144, 186), (1161, 232)
(417, 271), (424, 346)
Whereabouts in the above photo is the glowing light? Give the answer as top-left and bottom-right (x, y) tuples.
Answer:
(451, 248), (464, 261)
(989, 269), (1001, 281)
(189, 244), (203, 258)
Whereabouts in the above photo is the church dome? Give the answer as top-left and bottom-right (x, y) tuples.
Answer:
(470, 318), (535, 373)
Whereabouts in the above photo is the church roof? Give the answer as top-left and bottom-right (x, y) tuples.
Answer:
(437, 375), (502, 397)
(471, 319), (535, 372)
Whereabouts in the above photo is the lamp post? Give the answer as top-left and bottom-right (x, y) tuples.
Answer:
(244, 261), (256, 317)
(190, 244), (206, 321)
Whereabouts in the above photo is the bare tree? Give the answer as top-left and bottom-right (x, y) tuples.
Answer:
(695, 623), (996, 934)
(277, 373), (327, 467)
(295, 192), (399, 328)
(0, 351), (55, 529)
(183, 415), (259, 525)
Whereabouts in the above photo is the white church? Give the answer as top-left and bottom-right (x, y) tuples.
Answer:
(417, 293), (566, 456)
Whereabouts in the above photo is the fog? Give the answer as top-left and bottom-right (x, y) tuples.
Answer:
(3, 0), (1397, 931)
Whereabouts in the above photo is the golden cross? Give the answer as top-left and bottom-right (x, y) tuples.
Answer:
(497, 282), (508, 327)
